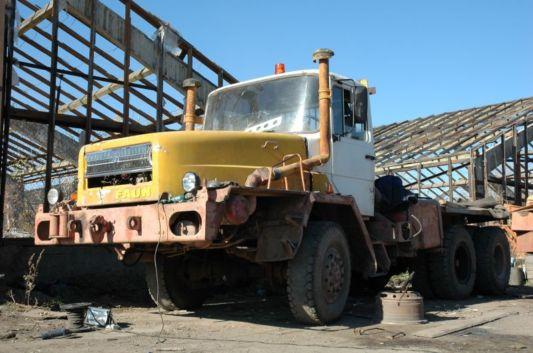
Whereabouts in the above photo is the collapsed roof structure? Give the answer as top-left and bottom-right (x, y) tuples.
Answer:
(375, 97), (533, 204)
(0, 0), (237, 235)
(3, 0), (237, 185)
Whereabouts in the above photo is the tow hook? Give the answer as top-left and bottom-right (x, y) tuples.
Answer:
(89, 215), (113, 240)
(127, 216), (142, 235)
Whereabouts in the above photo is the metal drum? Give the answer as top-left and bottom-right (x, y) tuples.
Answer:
(377, 291), (427, 324)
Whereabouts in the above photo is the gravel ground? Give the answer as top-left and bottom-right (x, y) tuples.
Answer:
(0, 286), (532, 353)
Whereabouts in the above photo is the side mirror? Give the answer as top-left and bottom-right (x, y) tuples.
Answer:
(353, 86), (368, 124)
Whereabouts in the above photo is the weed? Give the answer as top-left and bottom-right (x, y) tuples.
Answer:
(23, 249), (45, 306)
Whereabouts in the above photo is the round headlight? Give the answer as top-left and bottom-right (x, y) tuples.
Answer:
(47, 188), (60, 205)
(182, 172), (200, 193)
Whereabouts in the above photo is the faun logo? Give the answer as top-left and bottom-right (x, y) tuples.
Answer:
(116, 187), (150, 199)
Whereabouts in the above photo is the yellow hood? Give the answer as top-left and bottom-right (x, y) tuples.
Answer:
(77, 131), (308, 207)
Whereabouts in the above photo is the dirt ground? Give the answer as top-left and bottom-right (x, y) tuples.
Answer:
(0, 285), (532, 353)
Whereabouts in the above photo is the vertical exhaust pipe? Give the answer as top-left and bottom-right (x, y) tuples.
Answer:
(245, 48), (334, 187)
(183, 78), (201, 131)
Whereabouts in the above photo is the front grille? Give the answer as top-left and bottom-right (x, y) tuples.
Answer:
(86, 143), (152, 178)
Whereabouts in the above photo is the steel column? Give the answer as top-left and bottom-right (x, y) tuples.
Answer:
(83, 0), (96, 144)
(447, 157), (453, 201)
(122, 0), (131, 136)
(512, 124), (522, 204)
(43, 0), (60, 212)
(501, 134), (507, 202)
(0, 0), (16, 240)
(218, 69), (224, 87)
(525, 120), (530, 201)
(155, 26), (164, 132)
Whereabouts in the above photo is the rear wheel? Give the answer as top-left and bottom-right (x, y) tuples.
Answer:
(428, 226), (476, 299)
(145, 255), (208, 311)
(350, 272), (391, 296)
(287, 222), (351, 325)
(411, 251), (435, 298)
(473, 226), (510, 295)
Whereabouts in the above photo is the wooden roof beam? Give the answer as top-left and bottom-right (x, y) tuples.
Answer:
(17, 0), (58, 36)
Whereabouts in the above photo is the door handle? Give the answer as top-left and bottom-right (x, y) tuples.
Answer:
(365, 154), (375, 161)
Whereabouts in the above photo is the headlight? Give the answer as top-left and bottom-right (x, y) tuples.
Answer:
(182, 172), (200, 193)
(47, 188), (61, 205)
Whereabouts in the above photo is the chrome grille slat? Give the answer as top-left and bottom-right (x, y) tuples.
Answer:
(85, 143), (152, 178)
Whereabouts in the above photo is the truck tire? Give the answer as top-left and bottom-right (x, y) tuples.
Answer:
(473, 226), (510, 295)
(411, 252), (435, 298)
(145, 255), (208, 311)
(287, 222), (351, 325)
(428, 226), (476, 299)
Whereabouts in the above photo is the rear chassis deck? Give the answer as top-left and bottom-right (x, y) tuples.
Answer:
(34, 186), (508, 256)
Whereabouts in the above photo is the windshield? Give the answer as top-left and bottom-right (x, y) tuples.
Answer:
(204, 75), (319, 132)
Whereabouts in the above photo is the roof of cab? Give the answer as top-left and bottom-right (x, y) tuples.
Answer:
(208, 69), (363, 97)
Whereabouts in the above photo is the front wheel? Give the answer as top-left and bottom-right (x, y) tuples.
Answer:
(287, 222), (351, 325)
(145, 255), (208, 311)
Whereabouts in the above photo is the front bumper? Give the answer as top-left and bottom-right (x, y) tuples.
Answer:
(34, 187), (229, 248)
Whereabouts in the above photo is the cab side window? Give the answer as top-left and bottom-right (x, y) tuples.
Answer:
(332, 84), (368, 140)
(343, 89), (354, 134)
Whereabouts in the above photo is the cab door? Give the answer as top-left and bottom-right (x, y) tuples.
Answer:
(330, 83), (375, 216)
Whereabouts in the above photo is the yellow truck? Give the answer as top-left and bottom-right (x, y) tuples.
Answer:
(35, 49), (510, 324)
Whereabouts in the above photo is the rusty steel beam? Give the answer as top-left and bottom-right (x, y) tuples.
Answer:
(64, 0), (217, 107)
(10, 108), (151, 134)
(84, 0), (96, 144)
(43, 0), (60, 212)
(122, 0), (131, 136)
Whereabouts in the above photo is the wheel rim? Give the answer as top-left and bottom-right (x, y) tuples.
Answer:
(454, 243), (472, 284)
(322, 247), (345, 304)
(493, 244), (505, 278)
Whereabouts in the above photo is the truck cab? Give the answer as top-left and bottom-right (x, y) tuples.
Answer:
(203, 70), (375, 215)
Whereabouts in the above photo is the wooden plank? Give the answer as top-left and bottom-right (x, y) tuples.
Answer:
(65, 0), (217, 107)
(58, 67), (152, 114)
(10, 108), (151, 135)
(17, 0), (55, 36)
(414, 311), (518, 338)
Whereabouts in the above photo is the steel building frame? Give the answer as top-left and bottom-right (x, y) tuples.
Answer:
(375, 97), (533, 205)
(0, 0), (237, 239)
(0, 0), (531, 242)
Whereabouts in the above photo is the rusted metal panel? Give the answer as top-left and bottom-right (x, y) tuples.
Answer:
(35, 186), (228, 248)
(516, 231), (533, 253)
(254, 194), (310, 262)
(310, 192), (378, 275)
(510, 208), (533, 232)
(411, 199), (443, 250)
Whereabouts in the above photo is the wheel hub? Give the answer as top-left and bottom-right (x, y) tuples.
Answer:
(454, 243), (472, 284)
(493, 244), (505, 278)
(323, 248), (345, 303)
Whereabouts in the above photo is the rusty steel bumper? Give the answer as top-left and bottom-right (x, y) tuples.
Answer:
(34, 187), (230, 248)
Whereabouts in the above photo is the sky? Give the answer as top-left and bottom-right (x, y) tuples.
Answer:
(141, 0), (533, 126)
